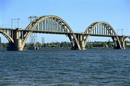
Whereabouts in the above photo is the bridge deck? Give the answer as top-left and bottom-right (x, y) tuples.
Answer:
(21, 30), (130, 38)
(0, 28), (130, 38)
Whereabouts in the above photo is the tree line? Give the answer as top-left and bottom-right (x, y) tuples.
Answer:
(0, 41), (130, 50)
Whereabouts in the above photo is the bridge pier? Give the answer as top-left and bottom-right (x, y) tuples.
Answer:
(68, 34), (79, 50)
(71, 34), (86, 50)
(118, 36), (126, 49)
(7, 42), (15, 51)
(71, 41), (79, 50)
(68, 34), (86, 50)
(7, 28), (23, 51)
(112, 36), (126, 49)
(78, 34), (86, 50)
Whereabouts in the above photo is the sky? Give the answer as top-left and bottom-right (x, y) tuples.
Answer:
(0, 0), (130, 43)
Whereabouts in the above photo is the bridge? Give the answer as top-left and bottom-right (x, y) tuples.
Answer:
(0, 15), (130, 51)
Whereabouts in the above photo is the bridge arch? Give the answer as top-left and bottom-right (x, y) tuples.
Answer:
(21, 15), (81, 50)
(83, 22), (123, 49)
(0, 30), (14, 43)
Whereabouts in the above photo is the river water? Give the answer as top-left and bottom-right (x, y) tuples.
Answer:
(0, 48), (130, 86)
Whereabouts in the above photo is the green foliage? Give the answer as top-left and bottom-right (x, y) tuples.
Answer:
(24, 41), (71, 50)
(0, 40), (130, 49)
(0, 43), (7, 48)
(87, 41), (114, 48)
(42, 42), (71, 48)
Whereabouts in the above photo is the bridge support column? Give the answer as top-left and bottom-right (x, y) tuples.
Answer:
(118, 36), (126, 49)
(112, 36), (126, 49)
(14, 38), (22, 51)
(71, 41), (79, 50)
(7, 28), (23, 51)
(112, 37), (119, 49)
(69, 34), (86, 50)
(79, 34), (86, 50)
(69, 35), (79, 50)
(71, 34), (86, 50)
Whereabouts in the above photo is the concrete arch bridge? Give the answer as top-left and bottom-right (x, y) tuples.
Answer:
(0, 15), (130, 51)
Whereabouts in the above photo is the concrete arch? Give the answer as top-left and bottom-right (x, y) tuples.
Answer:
(21, 15), (81, 50)
(118, 36), (130, 49)
(83, 22), (122, 49)
(0, 30), (14, 43)
(84, 22), (117, 35)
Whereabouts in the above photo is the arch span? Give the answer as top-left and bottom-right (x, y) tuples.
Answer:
(0, 30), (14, 43)
(84, 22), (117, 35)
(21, 15), (81, 50)
(83, 22), (123, 49)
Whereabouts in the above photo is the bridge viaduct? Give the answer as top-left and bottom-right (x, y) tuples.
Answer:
(0, 15), (130, 51)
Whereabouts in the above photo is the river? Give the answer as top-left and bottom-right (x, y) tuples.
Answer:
(0, 48), (130, 86)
